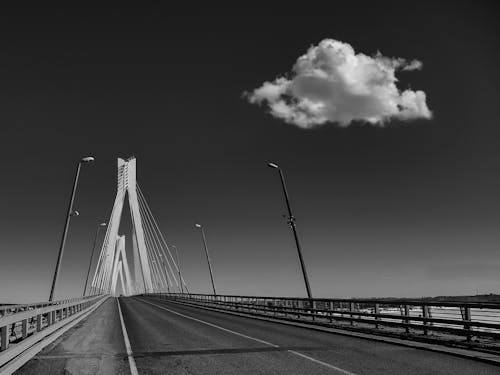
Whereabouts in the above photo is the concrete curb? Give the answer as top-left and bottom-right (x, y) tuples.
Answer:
(148, 297), (500, 367)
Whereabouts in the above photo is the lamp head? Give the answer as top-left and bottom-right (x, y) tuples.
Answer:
(195, 223), (202, 228)
(70, 210), (79, 217)
(100, 222), (107, 226)
(81, 156), (95, 163)
(267, 162), (279, 169)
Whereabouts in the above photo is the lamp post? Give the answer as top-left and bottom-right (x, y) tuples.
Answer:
(83, 222), (106, 297)
(172, 245), (183, 293)
(268, 162), (312, 299)
(195, 223), (216, 295)
(49, 156), (95, 301)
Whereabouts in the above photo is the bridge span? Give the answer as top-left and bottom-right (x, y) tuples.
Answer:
(8, 296), (500, 374)
(2, 157), (499, 373)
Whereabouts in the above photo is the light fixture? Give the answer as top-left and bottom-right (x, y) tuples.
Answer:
(267, 162), (279, 169)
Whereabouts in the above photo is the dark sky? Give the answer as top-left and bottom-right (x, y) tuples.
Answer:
(1, 3), (500, 302)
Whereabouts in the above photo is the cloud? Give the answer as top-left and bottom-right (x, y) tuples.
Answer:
(245, 39), (432, 128)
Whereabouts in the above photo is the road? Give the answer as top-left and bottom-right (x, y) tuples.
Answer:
(118, 296), (500, 375)
(14, 296), (500, 374)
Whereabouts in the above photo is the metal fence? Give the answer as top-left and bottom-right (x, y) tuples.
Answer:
(146, 293), (500, 347)
(0, 294), (106, 354)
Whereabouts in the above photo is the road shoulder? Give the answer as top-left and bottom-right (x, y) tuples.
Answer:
(15, 297), (130, 375)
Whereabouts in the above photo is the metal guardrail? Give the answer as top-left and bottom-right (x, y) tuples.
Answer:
(146, 293), (500, 347)
(0, 294), (106, 353)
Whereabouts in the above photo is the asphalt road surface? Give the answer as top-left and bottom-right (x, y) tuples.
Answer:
(118, 296), (500, 375)
(14, 296), (500, 374)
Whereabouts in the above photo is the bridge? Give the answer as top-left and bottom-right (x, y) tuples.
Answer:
(1, 157), (500, 374)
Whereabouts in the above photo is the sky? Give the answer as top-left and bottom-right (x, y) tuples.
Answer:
(1, 3), (500, 303)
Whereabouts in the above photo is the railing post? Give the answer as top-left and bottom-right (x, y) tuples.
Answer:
(374, 303), (380, 329)
(36, 314), (43, 332)
(22, 319), (28, 338)
(404, 305), (410, 334)
(349, 302), (355, 326)
(329, 301), (334, 323)
(463, 306), (472, 342)
(422, 305), (429, 335)
(1, 325), (9, 351)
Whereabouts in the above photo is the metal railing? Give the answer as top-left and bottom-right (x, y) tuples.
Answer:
(146, 293), (500, 349)
(0, 294), (106, 353)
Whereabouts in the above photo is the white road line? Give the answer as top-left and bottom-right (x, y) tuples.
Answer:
(138, 297), (357, 375)
(288, 350), (357, 375)
(117, 298), (139, 375)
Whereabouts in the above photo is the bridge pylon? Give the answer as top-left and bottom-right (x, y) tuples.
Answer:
(91, 157), (154, 294)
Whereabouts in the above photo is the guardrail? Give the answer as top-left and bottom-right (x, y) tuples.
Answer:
(0, 294), (106, 354)
(146, 293), (500, 349)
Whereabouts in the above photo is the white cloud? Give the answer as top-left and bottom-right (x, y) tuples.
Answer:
(246, 39), (432, 128)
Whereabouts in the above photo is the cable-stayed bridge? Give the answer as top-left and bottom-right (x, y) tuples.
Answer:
(1, 157), (500, 374)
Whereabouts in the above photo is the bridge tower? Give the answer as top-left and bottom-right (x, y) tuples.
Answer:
(91, 157), (154, 294)
(110, 235), (133, 296)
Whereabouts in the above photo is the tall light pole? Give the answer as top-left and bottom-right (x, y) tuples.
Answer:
(83, 222), (106, 297)
(195, 223), (216, 295)
(49, 156), (95, 301)
(268, 162), (312, 299)
(172, 245), (183, 293)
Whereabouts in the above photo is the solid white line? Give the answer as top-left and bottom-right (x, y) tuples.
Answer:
(138, 297), (357, 375)
(116, 298), (139, 375)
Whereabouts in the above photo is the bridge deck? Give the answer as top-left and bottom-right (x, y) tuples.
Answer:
(15, 296), (500, 374)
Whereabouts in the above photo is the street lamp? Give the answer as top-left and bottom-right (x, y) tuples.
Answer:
(83, 222), (107, 297)
(195, 223), (216, 295)
(49, 156), (95, 301)
(172, 245), (183, 293)
(267, 162), (313, 299)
